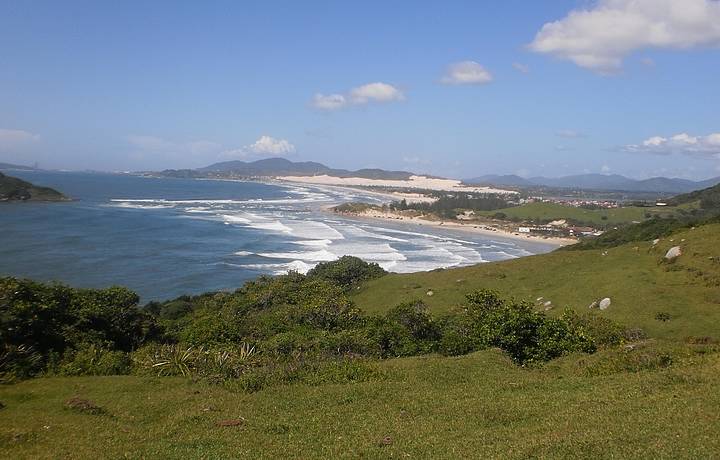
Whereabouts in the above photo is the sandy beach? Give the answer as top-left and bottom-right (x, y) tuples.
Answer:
(332, 208), (577, 247)
(277, 174), (517, 195)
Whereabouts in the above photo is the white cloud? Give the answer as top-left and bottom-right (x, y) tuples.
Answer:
(529, 0), (720, 74)
(349, 82), (404, 104)
(244, 135), (296, 155)
(0, 128), (40, 146)
(601, 165), (612, 173)
(556, 129), (585, 138)
(512, 62), (530, 74)
(440, 61), (493, 85)
(624, 132), (720, 157)
(311, 82), (404, 111)
(311, 93), (347, 111)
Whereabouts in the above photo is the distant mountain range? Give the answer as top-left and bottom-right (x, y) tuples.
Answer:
(464, 173), (720, 194)
(156, 158), (415, 181)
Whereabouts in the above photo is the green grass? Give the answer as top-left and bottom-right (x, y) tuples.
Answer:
(2, 343), (719, 459)
(477, 201), (685, 226)
(3, 223), (720, 458)
(353, 224), (720, 341)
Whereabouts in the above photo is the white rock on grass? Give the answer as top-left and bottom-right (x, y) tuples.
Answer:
(665, 246), (682, 260)
(426, 290), (434, 297)
(599, 298), (611, 310)
(588, 301), (598, 309)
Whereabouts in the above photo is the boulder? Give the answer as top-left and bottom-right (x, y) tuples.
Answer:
(664, 246), (682, 260)
(599, 298), (611, 310)
(426, 290), (434, 297)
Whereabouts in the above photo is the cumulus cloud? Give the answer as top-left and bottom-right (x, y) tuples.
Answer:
(311, 82), (404, 111)
(243, 135), (296, 155)
(311, 93), (347, 111)
(529, 0), (720, 74)
(440, 61), (493, 85)
(623, 132), (720, 157)
(512, 62), (530, 74)
(0, 128), (40, 146)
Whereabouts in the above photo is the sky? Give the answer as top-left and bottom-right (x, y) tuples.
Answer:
(1, 0), (719, 179)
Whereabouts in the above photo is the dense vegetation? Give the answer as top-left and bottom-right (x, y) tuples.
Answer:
(3, 222), (720, 457)
(390, 193), (511, 219)
(1, 257), (621, 387)
(0, 172), (67, 202)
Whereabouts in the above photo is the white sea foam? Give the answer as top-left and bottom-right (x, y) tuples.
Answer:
(234, 251), (253, 256)
(258, 249), (337, 262)
(238, 260), (315, 275)
(293, 239), (333, 247)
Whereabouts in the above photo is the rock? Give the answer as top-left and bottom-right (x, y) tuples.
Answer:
(426, 290), (434, 297)
(588, 301), (598, 309)
(664, 246), (682, 260)
(599, 298), (611, 310)
(536, 296), (544, 302)
(543, 301), (552, 307)
(652, 239), (660, 246)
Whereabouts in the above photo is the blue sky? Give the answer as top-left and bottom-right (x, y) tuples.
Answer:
(1, 0), (719, 179)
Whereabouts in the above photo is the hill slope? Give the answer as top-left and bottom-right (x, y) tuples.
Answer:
(159, 157), (415, 180)
(465, 173), (720, 193)
(352, 223), (720, 340)
(0, 172), (68, 201)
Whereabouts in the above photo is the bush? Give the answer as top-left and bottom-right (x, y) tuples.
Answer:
(307, 256), (386, 290)
(438, 290), (595, 364)
(0, 344), (43, 383)
(56, 344), (131, 376)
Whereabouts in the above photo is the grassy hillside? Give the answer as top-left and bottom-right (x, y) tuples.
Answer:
(2, 343), (719, 458)
(477, 201), (684, 226)
(3, 222), (720, 457)
(353, 223), (720, 340)
(0, 172), (67, 202)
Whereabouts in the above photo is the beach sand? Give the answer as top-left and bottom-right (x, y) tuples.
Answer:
(332, 208), (577, 247)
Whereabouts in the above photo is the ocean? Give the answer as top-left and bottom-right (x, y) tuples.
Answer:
(0, 171), (558, 301)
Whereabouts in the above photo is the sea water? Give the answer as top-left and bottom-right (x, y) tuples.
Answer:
(0, 171), (557, 301)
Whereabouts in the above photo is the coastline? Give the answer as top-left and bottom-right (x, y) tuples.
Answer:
(330, 208), (577, 247)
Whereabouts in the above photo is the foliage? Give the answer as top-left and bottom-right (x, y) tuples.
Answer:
(56, 344), (132, 376)
(0, 277), (161, 377)
(306, 256), (386, 290)
(437, 290), (595, 364)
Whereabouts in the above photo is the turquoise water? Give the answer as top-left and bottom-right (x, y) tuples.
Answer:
(0, 171), (557, 301)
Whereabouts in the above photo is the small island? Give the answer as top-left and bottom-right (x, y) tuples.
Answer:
(0, 172), (69, 202)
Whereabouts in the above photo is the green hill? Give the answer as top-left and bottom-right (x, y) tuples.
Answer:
(2, 217), (720, 457)
(0, 172), (68, 202)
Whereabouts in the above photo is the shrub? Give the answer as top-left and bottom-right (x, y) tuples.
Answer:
(57, 344), (131, 376)
(0, 344), (43, 383)
(307, 256), (386, 290)
(438, 290), (595, 364)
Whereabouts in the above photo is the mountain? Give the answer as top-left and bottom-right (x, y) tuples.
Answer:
(0, 162), (36, 171)
(0, 172), (68, 201)
(463, 174), (534, 187)
(159, 157), (414, 180)
(465, 173), (720, 194)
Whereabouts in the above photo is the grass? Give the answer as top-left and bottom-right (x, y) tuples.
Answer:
(476, 201), (686, 226)
(1, 343), (719, 459)
(352, 224), (720, 341)
(3, 223), (720, 457)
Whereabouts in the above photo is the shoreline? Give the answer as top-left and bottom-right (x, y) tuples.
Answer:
(329, 208), (577, 247)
